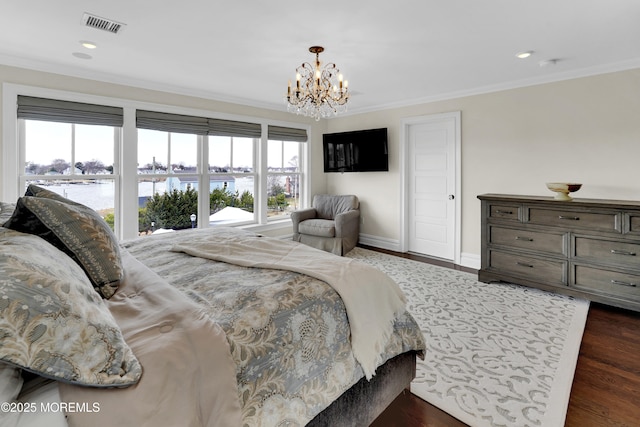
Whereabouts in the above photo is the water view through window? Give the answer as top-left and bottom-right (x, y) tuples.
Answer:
(20, 117), (305, 235)
(23, 120), (117, 228)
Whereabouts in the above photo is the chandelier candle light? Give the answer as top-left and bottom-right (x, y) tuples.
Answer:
(286, 46), (349, 120)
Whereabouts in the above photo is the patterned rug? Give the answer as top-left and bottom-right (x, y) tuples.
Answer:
(347, 247), (590, 427)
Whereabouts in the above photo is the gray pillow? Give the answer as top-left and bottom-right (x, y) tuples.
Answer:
(4, 186), (122, 299)
(0, 228), (141, 387)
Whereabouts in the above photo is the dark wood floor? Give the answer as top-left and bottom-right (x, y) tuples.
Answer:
(367, 248), (640, 427)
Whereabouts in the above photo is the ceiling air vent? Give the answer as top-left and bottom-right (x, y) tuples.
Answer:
(82, 13), (126, 34)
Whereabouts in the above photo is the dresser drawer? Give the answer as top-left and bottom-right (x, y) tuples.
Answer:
(574, 236), (640, 267)
(573, 265), (640, 302)
(488, 204), (520, 221)
(490, 226), (566, 255)
(527, 208), (620, 232)
(489, 250), (566, 285)
(627, 213), (640, 235)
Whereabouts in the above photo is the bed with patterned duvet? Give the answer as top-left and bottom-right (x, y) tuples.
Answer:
(0, 186), (425, 427)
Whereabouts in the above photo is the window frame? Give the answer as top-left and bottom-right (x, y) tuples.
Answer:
(266, 138), (305, 220)
(136, 129), (203, 234)
(18, 119), (121, 231)
(207, 135), (258, 227)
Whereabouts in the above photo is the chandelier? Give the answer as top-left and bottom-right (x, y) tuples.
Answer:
(286, 46), (349, 121)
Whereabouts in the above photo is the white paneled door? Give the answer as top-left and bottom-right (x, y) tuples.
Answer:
(406, 114), (458, 260)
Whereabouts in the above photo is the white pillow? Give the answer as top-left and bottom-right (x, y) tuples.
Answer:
(0, 362), (23, 402)
(0, 201), (16, 225)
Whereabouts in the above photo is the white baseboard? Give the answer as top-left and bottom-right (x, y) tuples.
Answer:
(460, 252), (481, 270)
(360, 234), (481, 271)
(269, 230), (482, 271)
(358, 233), (401, 252)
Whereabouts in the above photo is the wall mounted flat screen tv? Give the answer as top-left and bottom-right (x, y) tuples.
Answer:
(323, 128), (388, 172)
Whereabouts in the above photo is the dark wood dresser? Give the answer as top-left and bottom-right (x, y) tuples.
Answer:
(478, 194), (640, 312)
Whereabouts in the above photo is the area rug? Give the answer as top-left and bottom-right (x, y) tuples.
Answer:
(346, 248), (590, 427)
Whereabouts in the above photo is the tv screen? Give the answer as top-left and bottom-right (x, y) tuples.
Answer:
(323, 128), (388, 172)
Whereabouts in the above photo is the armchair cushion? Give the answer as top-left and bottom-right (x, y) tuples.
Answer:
(298, 219), (336, 238)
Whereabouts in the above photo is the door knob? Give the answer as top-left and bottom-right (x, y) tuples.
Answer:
(448, 195), (455, 200)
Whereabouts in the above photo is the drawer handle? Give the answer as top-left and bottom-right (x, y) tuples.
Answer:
(558, 215), (580, 220)
(516, 261), (534, 268)
(515, 236), (533, 242)
(610, 249), (637, 256)
(495, 210), (513, 215)
(611, 280), (637, 288)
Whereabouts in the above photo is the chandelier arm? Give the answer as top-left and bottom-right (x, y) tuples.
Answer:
(285, 46), (349, 120)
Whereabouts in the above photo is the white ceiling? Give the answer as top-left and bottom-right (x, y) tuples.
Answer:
(1, 1), (640, 116)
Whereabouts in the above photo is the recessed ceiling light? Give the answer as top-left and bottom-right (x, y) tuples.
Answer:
(80, 40), (97, 49)
(72, 52), (92, 60)
(516, 51), (533, 59)
(539, 59), (558, 67)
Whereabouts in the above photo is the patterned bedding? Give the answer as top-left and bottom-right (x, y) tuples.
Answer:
(122, 227), (425, 426)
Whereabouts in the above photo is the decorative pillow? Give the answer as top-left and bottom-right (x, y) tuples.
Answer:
(0, 228), (142, 387)
(0, 362), (23, 402)
(0, 202), (16, 225)
(3, 187), (122, 299)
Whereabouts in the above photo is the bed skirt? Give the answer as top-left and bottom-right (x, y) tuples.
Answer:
(306, 351), (417, 426)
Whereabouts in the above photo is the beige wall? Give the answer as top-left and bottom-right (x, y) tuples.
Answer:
(326, 68), (640, 259)
(2, 64), (640, 261)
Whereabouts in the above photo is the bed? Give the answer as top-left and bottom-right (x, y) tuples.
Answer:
(0, 187), (425, 427)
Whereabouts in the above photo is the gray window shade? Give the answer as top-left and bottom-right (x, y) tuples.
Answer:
(268, 125), (308, 142)
(208, 118), (261, 138)
(17, 96), (123, 127)
(136, 111), (260, 138)
(136, 110), (209, 135)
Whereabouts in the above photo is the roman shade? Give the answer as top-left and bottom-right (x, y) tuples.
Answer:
(17, 95), (124, 127)
(268, 125), (308, 142)
(137, 110), (261, 138)
(208, 118), (261, 138)
(136, 110), (209, 135)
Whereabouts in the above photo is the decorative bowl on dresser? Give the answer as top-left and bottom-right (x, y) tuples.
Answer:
(545, 182), (583, 200)
(478, 194), (640, 312)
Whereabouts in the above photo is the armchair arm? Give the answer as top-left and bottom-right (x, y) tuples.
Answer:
(334, 209), (360, 238)
(291, 208), (317, 233)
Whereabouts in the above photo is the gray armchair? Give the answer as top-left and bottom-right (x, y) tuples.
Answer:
(291, 194), (360, 256)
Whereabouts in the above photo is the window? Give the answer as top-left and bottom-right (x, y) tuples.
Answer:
(7, 90), (308, 239)
(267, 139), (302, 218)
(137, 128), (200, 234)
(136, 130), (257, 234)
(206, 117), (261, 226)
(266, 125), (308, 220)
(17, 96), (122, 231)
(135, 111), (263, 234)
(208, 136), (256, 225)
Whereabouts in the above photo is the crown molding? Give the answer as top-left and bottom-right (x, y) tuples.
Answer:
(345, 58), (640, 116)
(2, 53), (639, 119)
